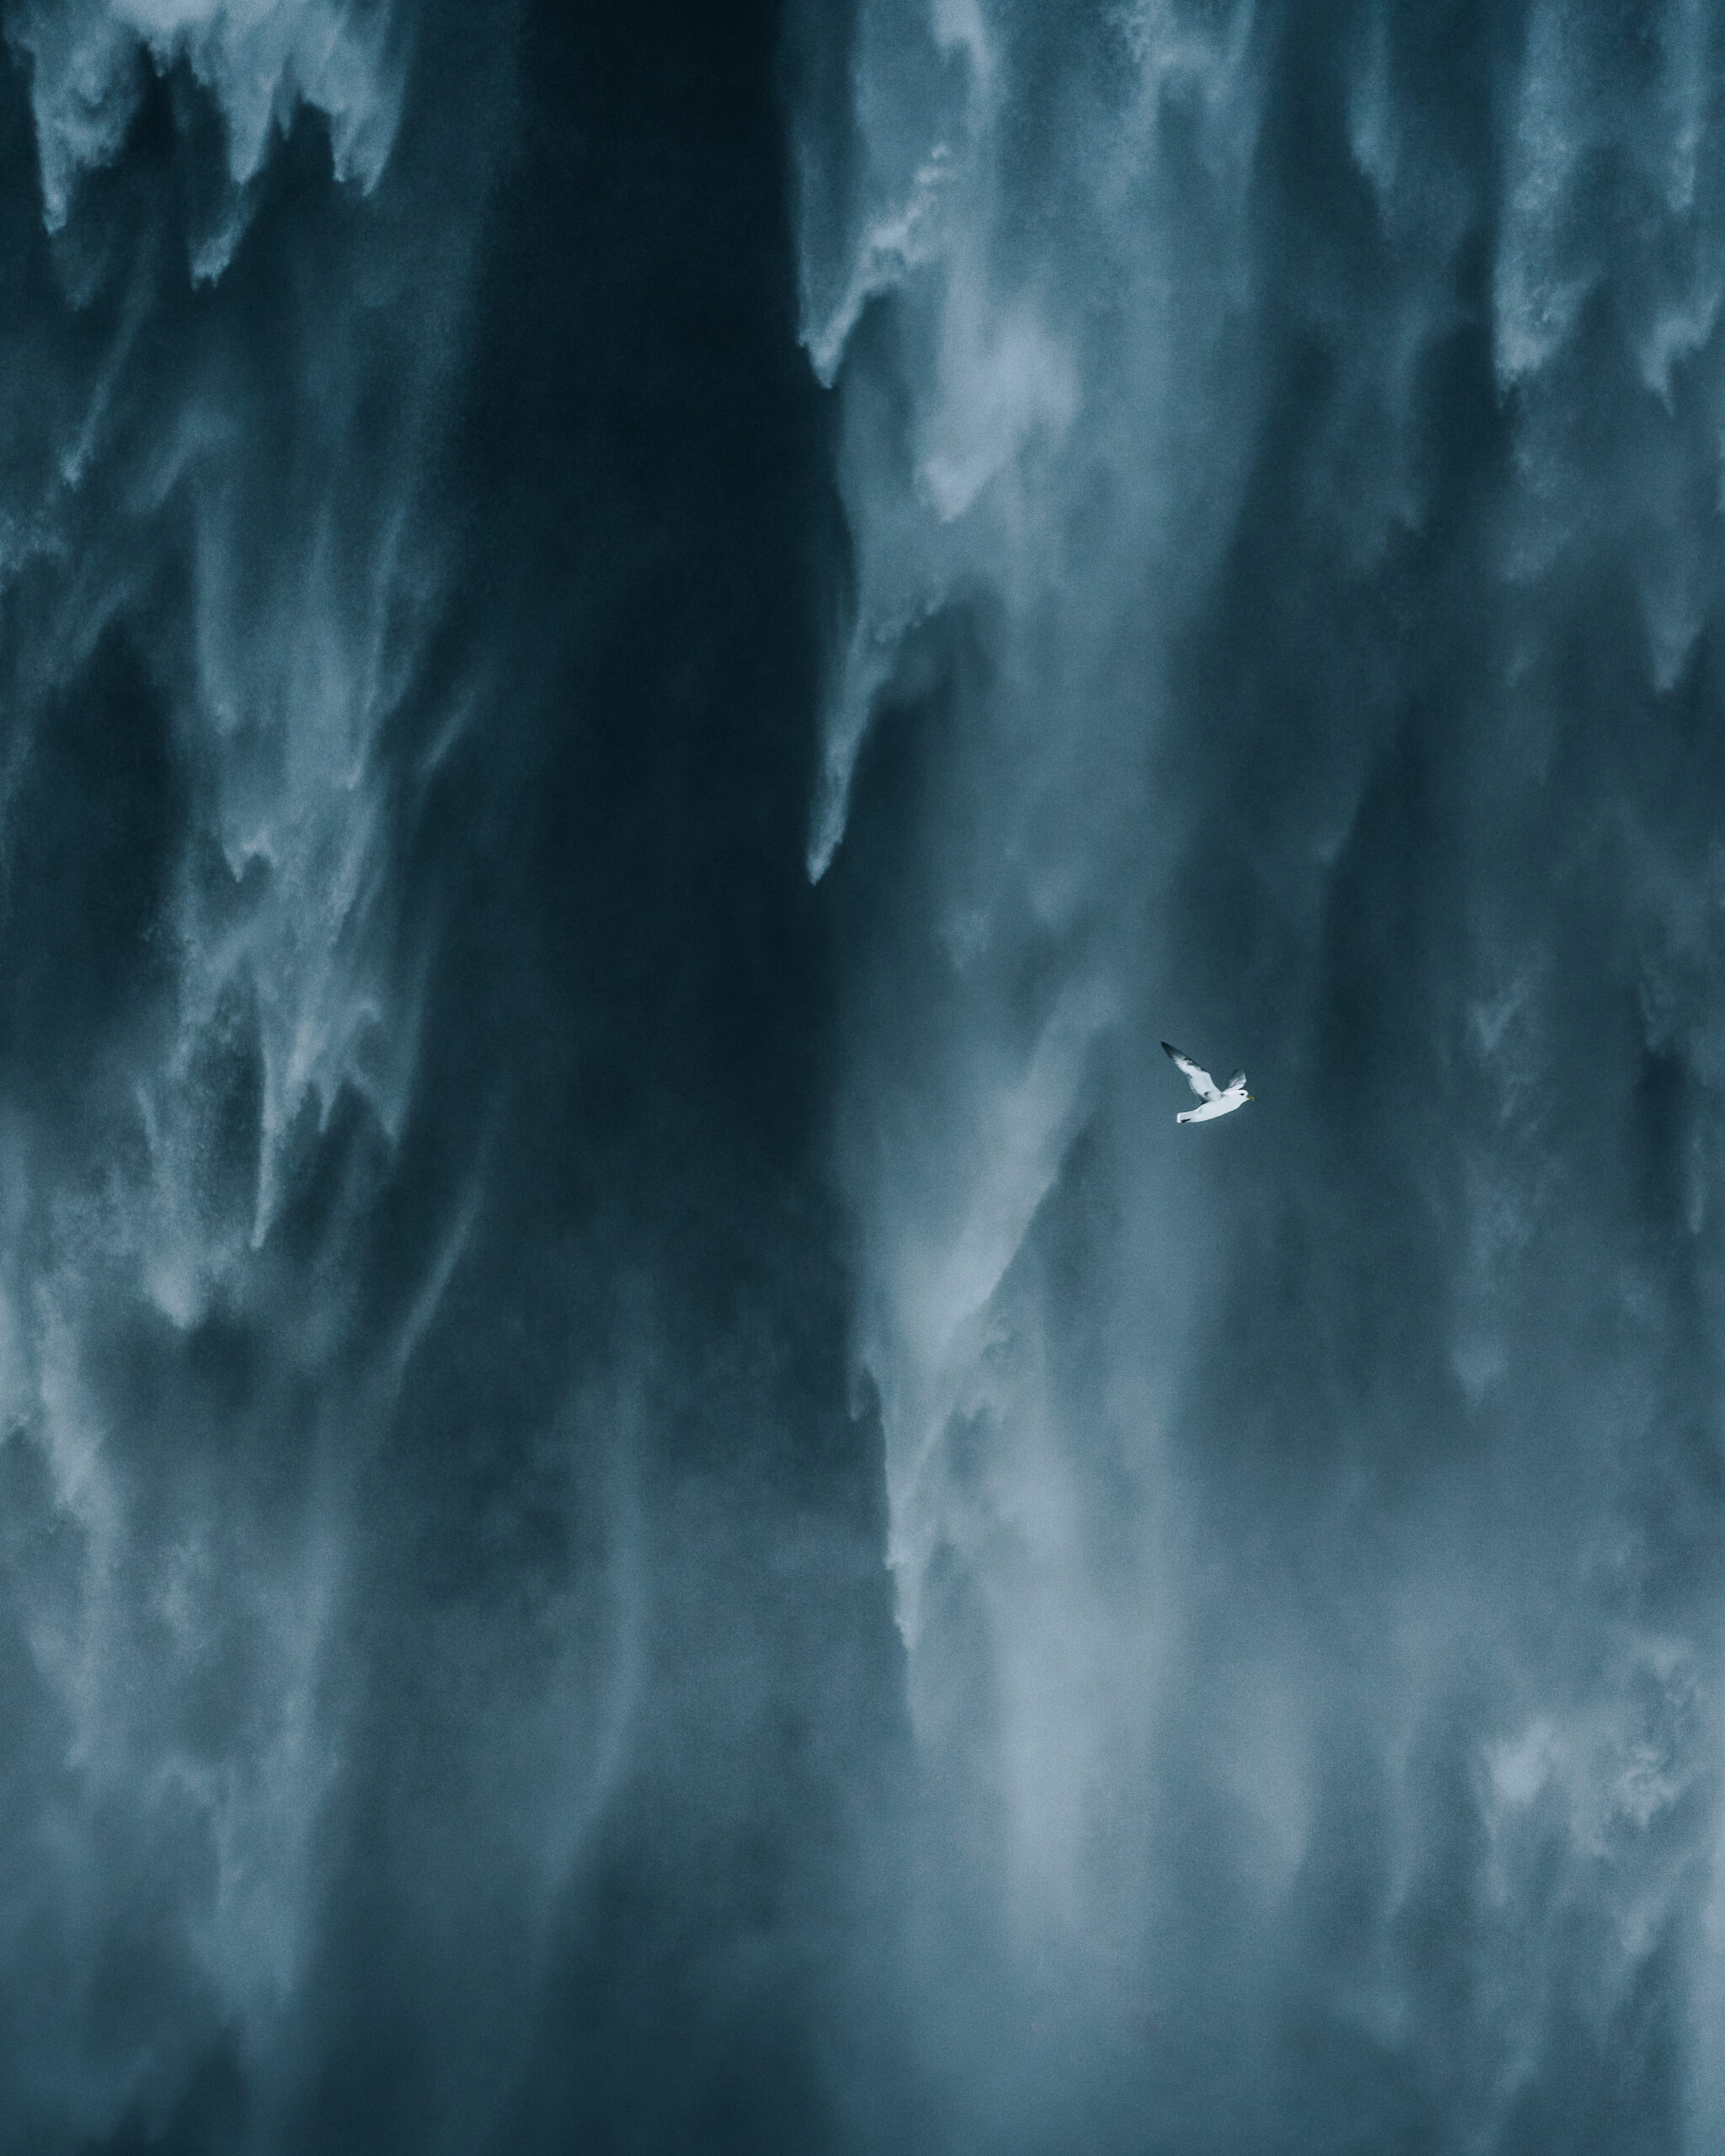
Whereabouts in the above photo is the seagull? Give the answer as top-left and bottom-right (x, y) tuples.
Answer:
(1162, 1042), (1250, 1123)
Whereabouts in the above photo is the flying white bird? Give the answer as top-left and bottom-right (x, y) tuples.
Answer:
(1162, 1042), (1250, 1123)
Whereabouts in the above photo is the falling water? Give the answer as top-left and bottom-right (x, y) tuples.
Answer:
(0, 0), (467, 2138)
(797, 0), (1725, 2147)
(0, 4), (895, 2151)
(3, 0), (1725, 2149)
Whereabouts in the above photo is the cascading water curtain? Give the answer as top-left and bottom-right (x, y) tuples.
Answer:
(795, 0), (1725, 2148)
(0, 6), (902, 2152)
(13, 0), (1725, 2148)
(0, 3), (475, 2142)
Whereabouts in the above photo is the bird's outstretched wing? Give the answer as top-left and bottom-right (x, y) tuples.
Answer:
(1226, 1070), (1246, 1093)
(1162, 1042), (1219, 1101)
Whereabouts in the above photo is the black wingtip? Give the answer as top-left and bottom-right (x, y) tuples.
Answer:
(1161, 1041), (1179, 1059)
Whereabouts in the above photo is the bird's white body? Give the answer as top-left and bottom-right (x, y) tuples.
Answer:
(1178, 1087), (1248, 1123)
(1163, 1043), (1249, 1123)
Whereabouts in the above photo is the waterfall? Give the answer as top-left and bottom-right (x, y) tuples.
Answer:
(4, 0), (1725, 2148)
(0, 5), (898, 2151)
(797, 0), (1725, 2145)
(0, 3), (478, 2140)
